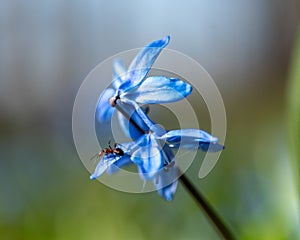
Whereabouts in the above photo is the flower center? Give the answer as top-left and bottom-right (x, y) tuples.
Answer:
(109, 95), (120, 107)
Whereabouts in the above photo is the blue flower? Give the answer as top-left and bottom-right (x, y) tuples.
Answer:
(158, 129), (225, 152)
(90, 109), (223, 201)
(96, 36), (192, 124)
(91, 36), (224, 201)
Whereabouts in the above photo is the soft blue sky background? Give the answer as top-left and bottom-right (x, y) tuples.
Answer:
(0, 0), (298, 123)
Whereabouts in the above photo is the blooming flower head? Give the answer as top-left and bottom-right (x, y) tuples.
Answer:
(91, 94), (223, 201)
(90, 128), (223, 200)
(96, 36), (192, 126)
(91, 36), (224, 201)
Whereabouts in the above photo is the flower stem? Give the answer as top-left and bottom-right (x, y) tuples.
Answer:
(115, 103), (235, 240)
(179, 172), (235, 240)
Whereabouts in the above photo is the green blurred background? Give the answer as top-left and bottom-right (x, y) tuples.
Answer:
(0, 1), (299, 239)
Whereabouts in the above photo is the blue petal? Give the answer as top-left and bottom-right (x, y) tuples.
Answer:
(155, 144), (178, 201)
(157, 180), (178, 201)
(159, 129), (219, 143)
(112, 59), (126, 89)
(117, 141), (139, 152)
(118, 36), (170, 92)
(117, 111), (134, 139)
(131, 134), (164, 180)
(116, 108), (146, 140)
(155, 163), (178, 201)
(105, 141), (138, 174)
(106, 153), (132, 174)
(122, 76), (192, 104)
(96, 88), (116, 123)
(90, 154), (122, 180)
(168, 142), (224, 152)
(120, 99), (156, 136)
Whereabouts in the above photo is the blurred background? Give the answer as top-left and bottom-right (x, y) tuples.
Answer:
(0, 0), (300, 239)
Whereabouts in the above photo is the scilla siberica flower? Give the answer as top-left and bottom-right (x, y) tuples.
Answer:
(91, 36), (224, 201)
(96, 36), (192, 134)
(91, 103), (223, 201)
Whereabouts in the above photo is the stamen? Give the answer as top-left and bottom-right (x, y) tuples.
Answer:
(109, 95), (120, 107)
(164, 161), (175, 171)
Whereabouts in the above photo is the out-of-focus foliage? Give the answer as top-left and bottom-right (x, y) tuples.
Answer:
(288, 28), (300, 191)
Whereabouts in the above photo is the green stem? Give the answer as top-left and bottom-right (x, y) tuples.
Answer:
(179, 172), (235, 240)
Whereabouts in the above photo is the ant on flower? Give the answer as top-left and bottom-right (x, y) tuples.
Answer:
(90, 140), (124, 160)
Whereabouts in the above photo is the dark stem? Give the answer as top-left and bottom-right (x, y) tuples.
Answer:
(179, 172), (235, 240)
(115, 103), (235, 240)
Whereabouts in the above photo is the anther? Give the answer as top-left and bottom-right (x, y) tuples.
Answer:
(109, 95), (120, 107)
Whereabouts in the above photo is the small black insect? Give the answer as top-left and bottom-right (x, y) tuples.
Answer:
(91, 140), (124, 160)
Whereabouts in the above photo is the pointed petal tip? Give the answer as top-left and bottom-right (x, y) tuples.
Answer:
(200, 142), (225, 152)
(149, 35), (171, 48)
(90, 175), (96, 180)
(161, 35), (170, 47)
(214, 142), (224, 147)
(163, 194), (174, 202)
(164, 35), (170, 43)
